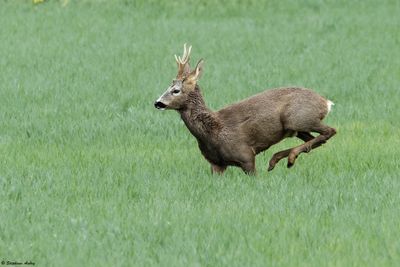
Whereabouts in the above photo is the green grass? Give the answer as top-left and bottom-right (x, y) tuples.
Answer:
(0, 0), (399, 266)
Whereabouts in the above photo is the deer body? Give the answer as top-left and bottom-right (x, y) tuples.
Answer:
(155, 45), (336, 174)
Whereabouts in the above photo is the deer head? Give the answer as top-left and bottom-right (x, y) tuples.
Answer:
(154, 44), (204, 110)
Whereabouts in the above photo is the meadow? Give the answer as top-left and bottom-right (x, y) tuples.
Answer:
(0, 0), (399, 266)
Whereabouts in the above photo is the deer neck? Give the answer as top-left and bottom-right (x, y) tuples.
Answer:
(179, 86), (222, 141)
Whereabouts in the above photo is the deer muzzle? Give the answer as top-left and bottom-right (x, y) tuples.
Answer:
(154, 101), (167, 110)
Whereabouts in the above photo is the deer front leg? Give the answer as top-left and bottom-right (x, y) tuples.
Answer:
(240, 161), (256, 175)
(238, 147), (257, 175)
(239, 153), (256, 175)
(211, 164), (227, 175)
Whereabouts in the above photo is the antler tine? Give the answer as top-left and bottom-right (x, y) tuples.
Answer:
(182, 43), (187, 61)
(179, 43), (191, 64)
(184, 45), (192, 63)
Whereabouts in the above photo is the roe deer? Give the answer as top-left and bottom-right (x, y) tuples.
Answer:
(154, 44), (336, 175)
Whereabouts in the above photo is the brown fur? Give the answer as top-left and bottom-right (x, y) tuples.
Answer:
(155, 45), (336, 175)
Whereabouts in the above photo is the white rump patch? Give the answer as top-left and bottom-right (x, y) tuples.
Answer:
(327, 100), (334, 114)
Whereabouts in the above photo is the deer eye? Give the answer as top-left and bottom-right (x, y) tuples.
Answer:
(172, 89), (181, 95)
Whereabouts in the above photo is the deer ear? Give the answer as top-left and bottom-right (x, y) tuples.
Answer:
(183, 63), (191, 75)
(189, 59), (204, 81)
(176, 63), (191, 79)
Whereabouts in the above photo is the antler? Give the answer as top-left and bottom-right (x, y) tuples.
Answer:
(175, 43), (192, 78)
(175, 43), (192, 65)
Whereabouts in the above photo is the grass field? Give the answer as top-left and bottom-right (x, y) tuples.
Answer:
(0, 0), (399, 266)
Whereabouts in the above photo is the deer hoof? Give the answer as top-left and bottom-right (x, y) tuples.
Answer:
(287, 154), (297, 168)
(268, 164), (275, 172)
(268, 159), (276, 171)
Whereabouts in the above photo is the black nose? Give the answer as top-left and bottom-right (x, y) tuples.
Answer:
(154, 101), (167, 109)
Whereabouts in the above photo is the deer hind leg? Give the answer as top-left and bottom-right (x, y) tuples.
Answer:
(268, 148), (291, 171)
(267, 132), (315, 171)
(287, 125), (336, 168)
